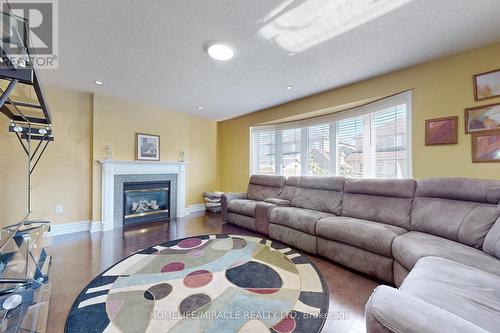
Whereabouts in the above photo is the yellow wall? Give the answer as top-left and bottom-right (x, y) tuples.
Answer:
(0, 86), (92, 226)
(0, 87), (219, 227)
(92, 94), (219, 222)
(219, 42), (500, 192)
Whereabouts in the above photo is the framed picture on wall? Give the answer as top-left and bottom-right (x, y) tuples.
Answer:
(465, 103), (500, 134)
(473, 68), (500, 101)
(135, 133), (160, 161)
(425, 116), (458, 146)
(471, 130), (500, 163)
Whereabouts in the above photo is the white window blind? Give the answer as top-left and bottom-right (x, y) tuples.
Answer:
(250, 91), (412, 179)
(253, 130), (276, 175)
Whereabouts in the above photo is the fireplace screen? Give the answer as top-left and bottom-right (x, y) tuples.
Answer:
(123, 181), (170, 224)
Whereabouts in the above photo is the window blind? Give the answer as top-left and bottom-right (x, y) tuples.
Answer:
(280, 128), (302, 177)
(254, 130), (276, 175)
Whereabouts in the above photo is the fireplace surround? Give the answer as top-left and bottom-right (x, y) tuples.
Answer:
(97, 160), (186, 231)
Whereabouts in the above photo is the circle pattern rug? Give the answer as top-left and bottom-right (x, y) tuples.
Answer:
(66, 234), (329, 333)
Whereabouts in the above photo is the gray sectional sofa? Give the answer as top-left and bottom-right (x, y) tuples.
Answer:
(221, 175), (500, 333)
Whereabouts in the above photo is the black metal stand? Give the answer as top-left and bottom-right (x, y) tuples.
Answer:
(0, 12), (54, 215)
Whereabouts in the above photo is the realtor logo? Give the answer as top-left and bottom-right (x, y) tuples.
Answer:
(1, 0), (58, 68)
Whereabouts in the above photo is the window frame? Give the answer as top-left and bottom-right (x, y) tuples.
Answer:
(249, 91), (413, 178)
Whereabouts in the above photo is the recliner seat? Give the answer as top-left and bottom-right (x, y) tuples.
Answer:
(221, 174), (285, 233)
(268, 176), (344, 254)
(317, 178), (415, 283)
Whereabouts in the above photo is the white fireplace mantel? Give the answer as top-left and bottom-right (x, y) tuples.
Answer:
(98, 160), (187, 231)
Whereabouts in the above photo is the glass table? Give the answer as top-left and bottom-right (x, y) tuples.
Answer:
(0, 218), (51, 333)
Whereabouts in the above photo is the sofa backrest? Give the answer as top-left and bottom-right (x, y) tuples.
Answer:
(247, 175), (286, 201)
(342, 178), (416, 229)
(291, 176), (344, 214)
(278, 176), (299, 201)
(411, 178), (500, 249)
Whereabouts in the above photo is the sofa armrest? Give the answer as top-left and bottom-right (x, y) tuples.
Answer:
(221, 192), (247, 221)
(222, 192), (247, 201)
(366, 286), (488, 333)
(264, 198), (291, 207)
(255, 202), (276, 235)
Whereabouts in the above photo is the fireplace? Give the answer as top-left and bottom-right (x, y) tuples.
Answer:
(123, 181), (170, 225)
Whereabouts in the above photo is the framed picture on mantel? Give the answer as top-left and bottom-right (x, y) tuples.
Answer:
(136, 133), (160, 161)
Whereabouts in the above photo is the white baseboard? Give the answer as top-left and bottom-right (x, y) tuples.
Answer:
(48, 220), (92, 236)
(50, 205), (207, 236)
(184, 204), (206, 214)
(90, 221), (103, 233)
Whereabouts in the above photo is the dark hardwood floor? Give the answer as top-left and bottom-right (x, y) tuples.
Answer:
(46, 212), (379, 333)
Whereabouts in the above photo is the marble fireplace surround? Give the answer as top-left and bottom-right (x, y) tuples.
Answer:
(98, 160), (187, 231)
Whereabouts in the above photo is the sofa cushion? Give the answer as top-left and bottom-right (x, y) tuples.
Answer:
(316, 216), (406, 257)
(318, 238), (394, 283)
(411, 177), (500, 248)
(247, 175), (285, 201)
(226, 213), (256, 231)
(269, 224), (318, 254)
(291, 176), (344, 214)
(341, 178), (416, 230)
(400, 256), (500, 333)
(227, 199), (258, 217)
(392, 231), (500, 276)
(270, 207), (332, 235)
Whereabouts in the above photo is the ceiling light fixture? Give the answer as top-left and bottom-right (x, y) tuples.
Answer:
(285, 85), (293, 90)
(206, 42), (234, 61)
(197, 106), (204, 110)
(93, 80), (103, 85)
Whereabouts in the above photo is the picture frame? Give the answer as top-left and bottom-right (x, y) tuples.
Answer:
(471, 130), (500, 163)
(473, 68), (500, 101)
(135, 133), (160, 161)
(464, 102), (500, 134)
(425, 116), (458, 146)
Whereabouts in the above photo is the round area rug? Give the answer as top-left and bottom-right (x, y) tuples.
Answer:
(65, 234), (329, 333)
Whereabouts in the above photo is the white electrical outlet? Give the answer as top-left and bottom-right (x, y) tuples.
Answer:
(55, 205), (64, 214)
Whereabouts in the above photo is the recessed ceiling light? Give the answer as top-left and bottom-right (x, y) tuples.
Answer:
(197, 106), (204, 110)
(93, 80), (103, 85)
(285, 85), (293, 90)
(206, 42), (234, 61)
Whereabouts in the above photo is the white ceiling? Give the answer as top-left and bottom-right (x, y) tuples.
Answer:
(41, 0), (500, 121)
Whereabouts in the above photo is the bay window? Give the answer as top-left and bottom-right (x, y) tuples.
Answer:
(250, 91), (412, 179)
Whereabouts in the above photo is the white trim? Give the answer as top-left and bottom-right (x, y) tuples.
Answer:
(406, 91), (413, 178)
(184, 204), (206, 214)
(90, 221), (103, 233)
(48, 220), (92, 236)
